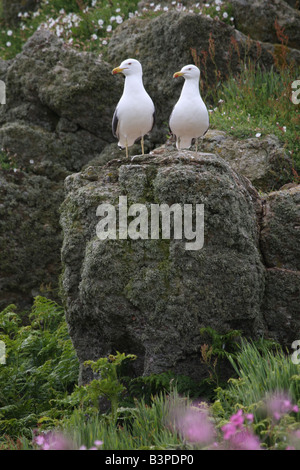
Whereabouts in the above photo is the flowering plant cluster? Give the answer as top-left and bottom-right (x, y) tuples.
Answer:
(173, 392), (299, 451)
(0, 0), (234, 59)
(33, 431), (103, 451)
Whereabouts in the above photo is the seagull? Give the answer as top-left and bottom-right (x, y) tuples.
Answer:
(112, 58), (155, 158)
(169, 64), (209, 151)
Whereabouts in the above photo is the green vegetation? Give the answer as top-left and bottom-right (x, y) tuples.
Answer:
(0, 297), (299, 450)
(0, 297), (79, 439)
(209, 64), (300, 174)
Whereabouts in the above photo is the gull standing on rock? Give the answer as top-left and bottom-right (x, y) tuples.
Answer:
(169, 64), (209, 151)
(112, 58), (155, 158)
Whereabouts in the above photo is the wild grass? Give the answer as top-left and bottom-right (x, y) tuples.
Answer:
(209, 63), (300, 173)
(216, 339), (300, 419)
(0, 297), (299, 450)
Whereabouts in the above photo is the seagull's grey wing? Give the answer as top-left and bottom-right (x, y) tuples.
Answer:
(151, 109), (156, 132)
(112, 107), (119, 138)
(168, 104), (176, 137)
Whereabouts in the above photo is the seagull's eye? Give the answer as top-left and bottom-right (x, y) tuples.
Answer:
(127, 62), (132, 65)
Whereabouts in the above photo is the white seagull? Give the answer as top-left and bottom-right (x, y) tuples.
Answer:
(112, 58), (155, 158)
(169, 64), (209, 150)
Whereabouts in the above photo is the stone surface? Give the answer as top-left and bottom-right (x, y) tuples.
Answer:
(197, 130), (294, 191)
(60, 150), (266, 384)
(1, 30), (120, 180)
(229, 0), (300, 50)
(0, 169), (63, 310)
(0, 30), (121, 309)
(262, 268), (300, 346)
(260, 185), (300, 270)
(260, 185), (300, 347)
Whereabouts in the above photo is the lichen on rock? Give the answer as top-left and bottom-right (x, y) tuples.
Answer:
(60, 150), (266, 384)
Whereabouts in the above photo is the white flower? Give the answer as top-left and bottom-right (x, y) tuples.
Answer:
(106, 25), (112, 32)
(116, 15), (123, 24)
(98, 19), (104, 27)
(216, 6), (220, 11)
(102, 39), (107, 45)
(92, 0), (97, 6)
(59, 8), (65, 14)
(115, 7), (120, 12)
(91, 33), (98, 40)
(7, 30), (13, 36)
(6, 42), (11, 47)
(110, 15), (116, 22)
(255, 132), (261, 137)
(30, 159), (34, 164)
(223, 11), (228, 18)
(283, 126), (287, 132)
(164, 6), (169, 11)
(56, 25), (64, 37)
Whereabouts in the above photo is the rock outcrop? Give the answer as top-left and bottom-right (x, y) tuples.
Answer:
(60, 150), (267, 384)
(229, 0), (300, 50)
(0, 30), (121, 309)
(260, 185), (300, 345)
(197, 130), (294, 191)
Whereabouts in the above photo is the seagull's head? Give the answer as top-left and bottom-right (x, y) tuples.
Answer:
(112, 58), (143, 77)
(173, 64), (200, 80)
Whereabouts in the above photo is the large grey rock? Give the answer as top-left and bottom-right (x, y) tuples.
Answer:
(260, 185), (300, 346)
(228, 0), (300, 49)
(0, 30), (121, 309)
(1, 29), (120, 179)
(260, 185), (300, 270)
(60, 150), (266, 384)
(0, 169), (63, 310)
(197, 130), (294, 191)
(262, 268), (300, 346)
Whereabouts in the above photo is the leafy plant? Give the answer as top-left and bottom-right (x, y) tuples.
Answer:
(0, 296), (79, 440)
(128, 370), (201, 405)
(215, 339), (300, 420)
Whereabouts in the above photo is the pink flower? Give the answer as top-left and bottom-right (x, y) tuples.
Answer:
(222, 422), (237, 440)
(230, 409), (244, 429)
(33, 432), (75, 450)
(266, 393), (299, 421)
(176, 407), (216, 445)
(34, 435), (45, 446)
(94, 440), (103, 447)
(228, 429), (261, 450)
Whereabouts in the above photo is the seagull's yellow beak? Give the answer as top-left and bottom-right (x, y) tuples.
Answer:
(112, 66), (125, 75)
(173, 71), (184, 78)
